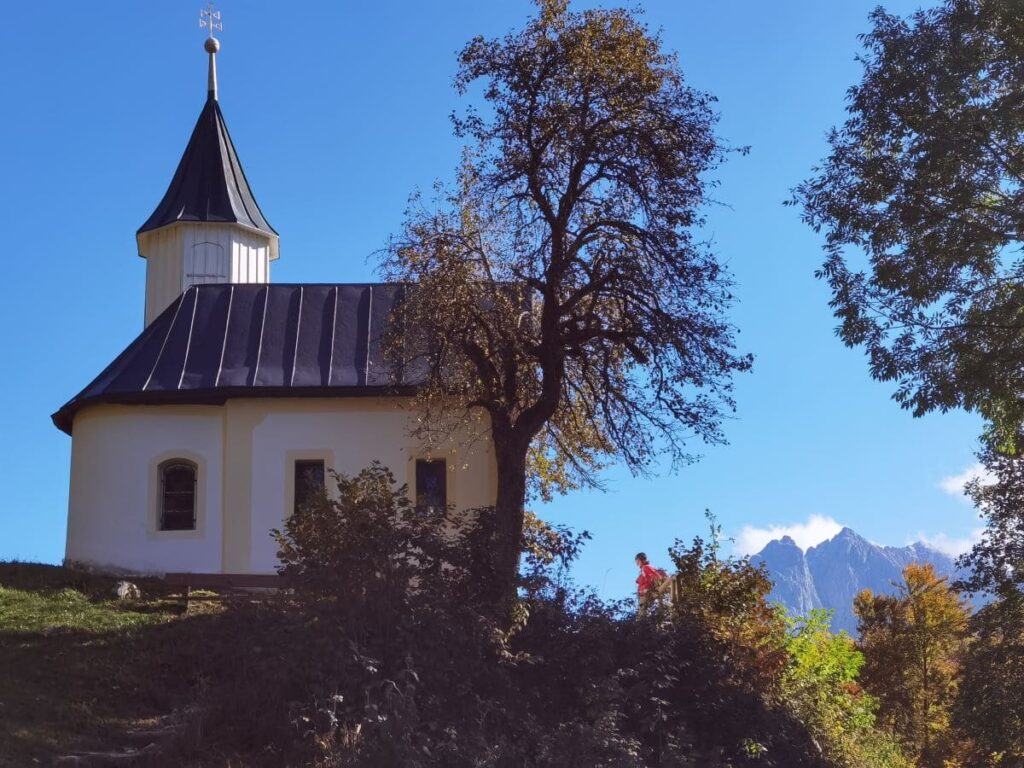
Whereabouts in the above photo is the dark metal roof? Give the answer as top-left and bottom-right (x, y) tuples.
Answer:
(52, 284), (417, 435)
(137, 96), (277, 238)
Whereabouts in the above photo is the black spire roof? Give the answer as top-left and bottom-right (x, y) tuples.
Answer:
(137, 94), (277, 238)
(52, 284), (419, 435)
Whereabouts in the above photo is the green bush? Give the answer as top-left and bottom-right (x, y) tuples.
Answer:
(175, 464), (880, 766)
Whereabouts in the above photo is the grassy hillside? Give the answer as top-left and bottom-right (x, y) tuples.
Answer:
(0, 556), (878, 767)
(0, 563), (224, 765)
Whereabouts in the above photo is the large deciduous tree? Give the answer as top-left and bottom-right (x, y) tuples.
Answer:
(960, 445), (1024, 596)
(854, 564), (969, 766)
(384, 0), (749, 608)
(951, 448), (1024, 763)
(953, 588), (1024, 764)
(793, 0), (1024, 448)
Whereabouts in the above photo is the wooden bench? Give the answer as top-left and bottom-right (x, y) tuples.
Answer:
(164, 572), (285, 610)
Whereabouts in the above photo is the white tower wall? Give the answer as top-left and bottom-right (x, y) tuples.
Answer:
(139, 222), (278, 325)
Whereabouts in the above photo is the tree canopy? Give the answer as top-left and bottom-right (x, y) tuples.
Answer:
(854, 564), (969, 766)
(959, 445), (1024, 595)
(952, 447), (1024, 762)
(953, 588), (1024, 764)
(384, 0), (749, 605)
(793, 0), (1024, 448)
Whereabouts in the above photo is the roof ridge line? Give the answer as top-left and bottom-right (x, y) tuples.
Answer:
(214, 285), (235, 388)
(290, 286), (304, 387)
(327, 286), (338, 387)
(251, 284), (270, 386)
(177, 286), (202, 390)
(143, 293), (189, 391)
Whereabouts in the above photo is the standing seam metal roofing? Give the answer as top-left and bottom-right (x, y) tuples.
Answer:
(51, 284), (421, 435)
(137, 96), (277, 237)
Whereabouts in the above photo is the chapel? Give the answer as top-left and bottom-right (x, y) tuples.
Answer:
(52, 24), (496, 576)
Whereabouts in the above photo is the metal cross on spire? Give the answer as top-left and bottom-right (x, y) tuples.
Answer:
(200, 3), (223, 39)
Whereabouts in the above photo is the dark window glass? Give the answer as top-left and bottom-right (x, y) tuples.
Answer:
(294, 460), (326, 514)
(415, 459), (447, 515)
(159, 460), (196, 531)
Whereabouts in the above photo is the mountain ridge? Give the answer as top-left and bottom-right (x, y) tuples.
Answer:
(750, 527), (958, 634)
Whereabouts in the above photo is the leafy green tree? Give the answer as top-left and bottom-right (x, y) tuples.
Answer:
(792, 0), (1024, 448)
(855, 564), (969, 766)
(953, 589), (1024, 766)
(794, 8), (1024, 753)
(783, 610), (911, 768)
(960, 445), (1024, 596)
(953, 447), (1024, 764)
(384, 0), (750, 611)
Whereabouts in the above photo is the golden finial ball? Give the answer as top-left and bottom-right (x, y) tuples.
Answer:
(204, 37), (220, 54)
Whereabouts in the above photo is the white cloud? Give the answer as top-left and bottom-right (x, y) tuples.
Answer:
(914, 528), (985, 558)
(923, 463), (994, 556)
(735, 514), (843, 556)
(938, 463), (993, 500)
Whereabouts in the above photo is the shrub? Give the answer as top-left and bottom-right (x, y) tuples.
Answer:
(174, 465), (876, 766)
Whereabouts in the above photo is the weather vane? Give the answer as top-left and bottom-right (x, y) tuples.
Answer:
(200, 2), (223, 39)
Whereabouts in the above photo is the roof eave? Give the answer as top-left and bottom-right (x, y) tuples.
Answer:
(52, 385), (419, 436)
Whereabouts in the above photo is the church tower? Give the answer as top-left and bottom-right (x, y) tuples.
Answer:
(136, 10), (279, 326)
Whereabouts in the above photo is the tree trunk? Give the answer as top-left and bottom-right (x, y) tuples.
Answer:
(488, 431), (529, 622)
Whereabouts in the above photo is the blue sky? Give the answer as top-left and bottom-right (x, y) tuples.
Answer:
(0, 0), (984, 599)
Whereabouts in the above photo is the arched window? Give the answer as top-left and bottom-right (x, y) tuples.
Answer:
(159, 459), (197, 531)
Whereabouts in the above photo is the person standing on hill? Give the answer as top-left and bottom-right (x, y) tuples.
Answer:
(635, 552), (667, 613)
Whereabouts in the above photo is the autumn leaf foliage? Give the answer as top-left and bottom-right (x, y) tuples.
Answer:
(854, 563), (969, 766)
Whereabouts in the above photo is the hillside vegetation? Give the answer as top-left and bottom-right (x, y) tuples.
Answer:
(0, 468), (916, 767)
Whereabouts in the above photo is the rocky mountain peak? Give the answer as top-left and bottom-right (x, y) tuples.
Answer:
(752, 527), (958, 634)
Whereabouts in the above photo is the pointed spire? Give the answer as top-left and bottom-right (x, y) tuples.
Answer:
(137, 4), (276, 240)
(136, 100), (277, 237)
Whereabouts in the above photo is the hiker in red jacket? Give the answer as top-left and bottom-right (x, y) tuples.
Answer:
(635, 552), (667, 613)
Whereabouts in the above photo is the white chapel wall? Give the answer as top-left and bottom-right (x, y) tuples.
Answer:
(65, 405), (224, 574)
(226, 398), (497, 574)
(64, 398), (497, 576)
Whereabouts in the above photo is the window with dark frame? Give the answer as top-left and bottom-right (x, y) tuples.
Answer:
(294, 459), (326, 514)
(159, 459), (197, 531)
(415, 459), (447, 515)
